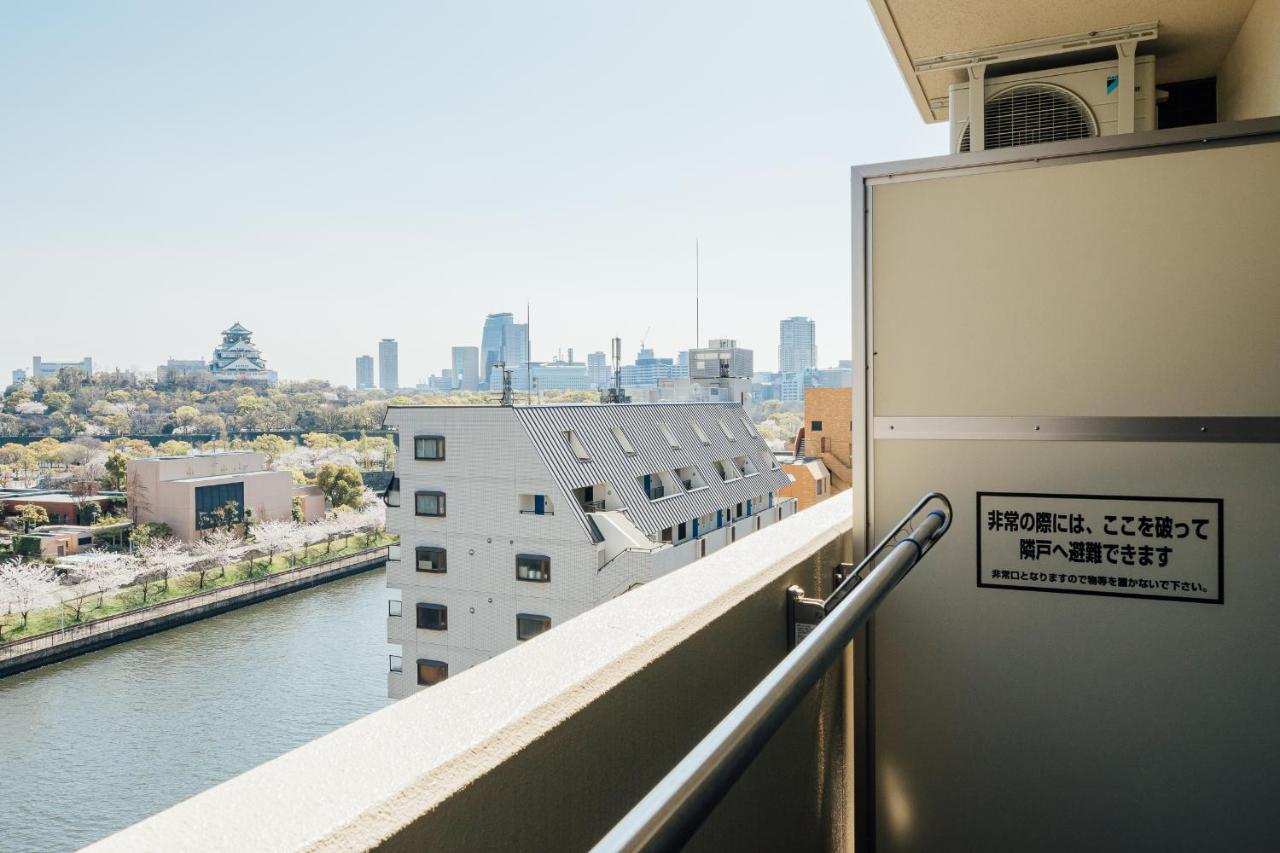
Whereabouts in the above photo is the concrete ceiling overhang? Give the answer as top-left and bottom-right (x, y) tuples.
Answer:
(867, 0), (1259, 122)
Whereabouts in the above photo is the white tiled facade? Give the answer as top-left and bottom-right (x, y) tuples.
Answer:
(384, 404), (795, 699)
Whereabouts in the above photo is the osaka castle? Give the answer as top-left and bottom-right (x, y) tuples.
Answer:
(209, 322), (278, 385)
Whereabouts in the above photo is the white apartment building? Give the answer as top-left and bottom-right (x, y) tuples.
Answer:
(383, 401), (796, 697)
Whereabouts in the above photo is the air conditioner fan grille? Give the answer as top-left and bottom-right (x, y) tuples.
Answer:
(960, 83), (1097, 152)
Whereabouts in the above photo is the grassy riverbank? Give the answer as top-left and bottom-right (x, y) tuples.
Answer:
(0, 533), (396, 644)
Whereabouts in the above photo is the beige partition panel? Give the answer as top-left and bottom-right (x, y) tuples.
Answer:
(859, 125), (1280, 853)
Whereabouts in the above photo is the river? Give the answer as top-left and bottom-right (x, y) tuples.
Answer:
(0, 567), (393, 852)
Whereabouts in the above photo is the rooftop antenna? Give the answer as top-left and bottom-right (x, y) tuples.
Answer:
(613, 337), (622, 396)
(526, 300), (532, 406)
(498, 362), (513, 407)
(695, 239), (700, 349)
(601, 336), (629, 404)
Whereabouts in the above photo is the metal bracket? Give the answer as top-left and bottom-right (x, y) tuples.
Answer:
(784, 493), (952, 651)
(787, 586), (826, 651)
(912, 22), (1158, 74)
(787, 563), (860, 650)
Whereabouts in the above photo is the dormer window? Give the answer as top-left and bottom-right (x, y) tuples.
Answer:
(733, 455), (759, 476)
(610, 425), (636, 454)
(676, 465), (706, 491)
(690, 421), (710, 445)
(563, 430), (591, 461)
(713, 460), (740, 482)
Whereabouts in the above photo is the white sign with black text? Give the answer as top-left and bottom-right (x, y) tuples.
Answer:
(977, 492), (1223, 604)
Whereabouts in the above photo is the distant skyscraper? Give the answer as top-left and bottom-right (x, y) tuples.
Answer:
(480, 313), (514, 390)
(11, 368), (27, 386)
(502, 323), (530, 366)
(779, 316), (817, 374)
(587, 351), (609, 388)
(379, 339), (399, 390)
(356, 355), (374, 390)
(451, 346), (479, 391)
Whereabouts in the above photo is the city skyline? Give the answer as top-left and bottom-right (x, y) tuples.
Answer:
(14, 309), (847, 391)
(0, 1), (945, 385)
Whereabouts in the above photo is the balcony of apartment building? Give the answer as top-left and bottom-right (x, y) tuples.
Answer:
(93, 1), (1280, 849)
(92, 495), (879, 852)
(572, 482), (617, 514)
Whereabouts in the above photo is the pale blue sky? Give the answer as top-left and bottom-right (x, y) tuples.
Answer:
(0, 1), (946, 385)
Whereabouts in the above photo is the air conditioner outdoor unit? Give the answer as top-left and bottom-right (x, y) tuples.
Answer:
(948, 56), (1156, 153)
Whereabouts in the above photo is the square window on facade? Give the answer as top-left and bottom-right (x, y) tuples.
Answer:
(516, 613), (551, 641)
(415, 546), (446, 572)
(415, 491), (446, 517)
(385, 476), (401, 507)
(811, 421), (823, 432)
(416, 602), (448, 630)
(417, 659), (448, 685)
(414, 435), (446, 460)
(516, 554), (551, 582)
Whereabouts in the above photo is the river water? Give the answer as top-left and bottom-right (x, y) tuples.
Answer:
(0, 567), (393, 852)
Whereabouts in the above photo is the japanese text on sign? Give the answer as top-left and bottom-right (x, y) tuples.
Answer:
(977, 492), (1223, 603)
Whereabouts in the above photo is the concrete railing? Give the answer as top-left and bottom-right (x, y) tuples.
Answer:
(91, 498), (853, 853)
(0, 545), (390, 664)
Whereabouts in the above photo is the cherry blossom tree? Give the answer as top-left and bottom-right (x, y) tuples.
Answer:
(299, 521), (327, 563)
(0, 558), (58, 631)
(249, 519), (296, 576)
(84, 553), (136, 610)
(191, 527), (241, 587)
(137, 539), (188, 601)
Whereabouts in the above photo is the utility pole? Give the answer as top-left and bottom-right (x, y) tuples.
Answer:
(695, 239), (700, 350)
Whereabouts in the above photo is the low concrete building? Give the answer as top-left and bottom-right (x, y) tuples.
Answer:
(21, 521), (133, 557)
(0, 489), (124, 526)
(293, 484), (326, 522)
(126, 452), (317, 541)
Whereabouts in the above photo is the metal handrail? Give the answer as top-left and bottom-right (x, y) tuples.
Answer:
(590, 492), (952, 853)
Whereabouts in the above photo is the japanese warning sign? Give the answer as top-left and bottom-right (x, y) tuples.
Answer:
(977, 492), (1223, 604)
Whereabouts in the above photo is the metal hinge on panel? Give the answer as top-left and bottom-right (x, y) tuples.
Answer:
(788, 563), (860, 650)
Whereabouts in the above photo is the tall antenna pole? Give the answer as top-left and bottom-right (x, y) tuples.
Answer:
(526, 300), (532, 406)
(695, 239), (700, 349)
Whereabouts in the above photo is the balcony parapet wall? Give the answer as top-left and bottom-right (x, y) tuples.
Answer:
(90, 498), (853, 852)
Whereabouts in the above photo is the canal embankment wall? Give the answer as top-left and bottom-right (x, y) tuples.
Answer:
(0, 546), (389, 678)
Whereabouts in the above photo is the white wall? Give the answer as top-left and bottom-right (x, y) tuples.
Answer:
(1219, 0), (1280, 121)
(386, 407), (600, 693)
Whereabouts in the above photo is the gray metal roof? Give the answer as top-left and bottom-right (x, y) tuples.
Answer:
(513, 403), (792, 539)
